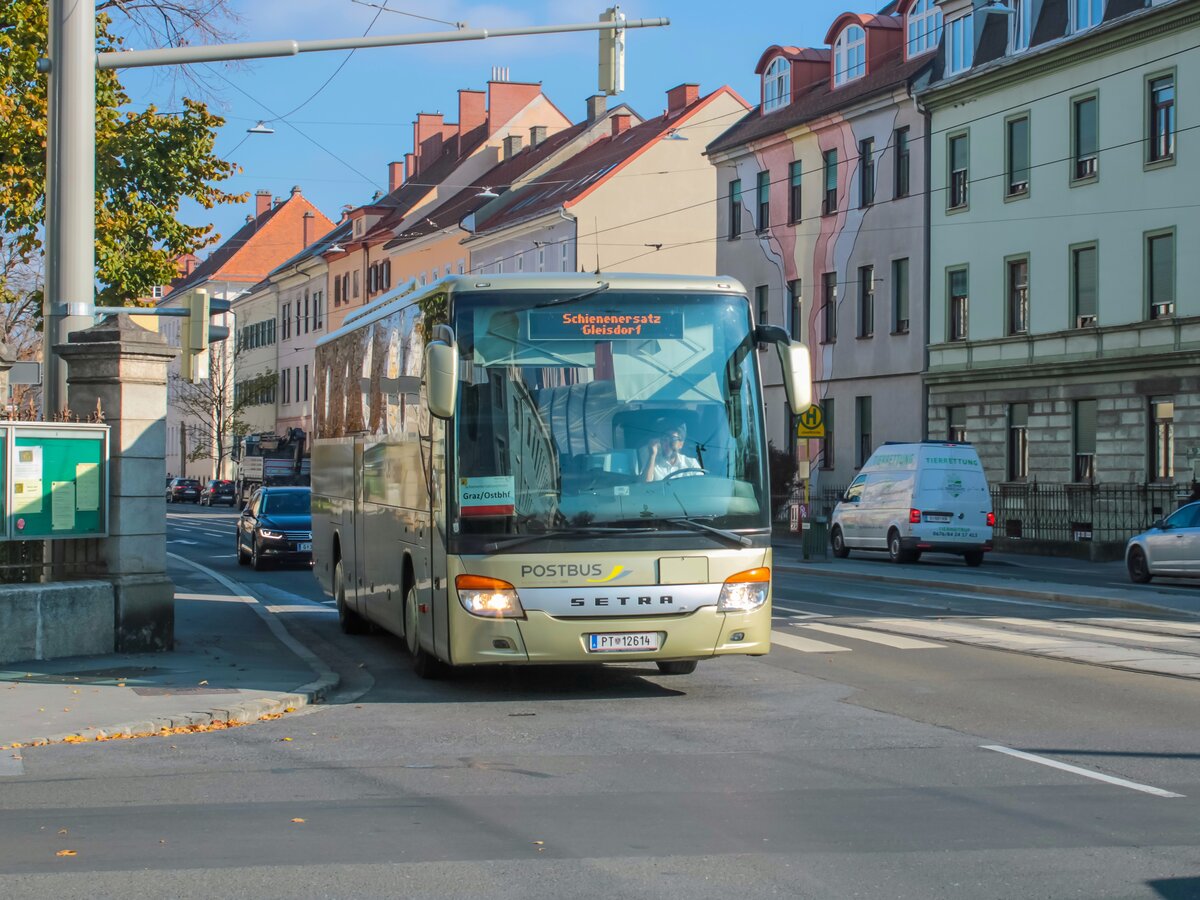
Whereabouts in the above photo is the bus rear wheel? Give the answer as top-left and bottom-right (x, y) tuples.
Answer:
(405, 585), (445, 680)
(656, 660), (698, 675)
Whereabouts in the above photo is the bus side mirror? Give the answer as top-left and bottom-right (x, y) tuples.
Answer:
(778, 341), (812, 414)
(425, 340), (459, 419)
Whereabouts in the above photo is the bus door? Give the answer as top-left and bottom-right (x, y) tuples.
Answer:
(350, 434), (366, 614)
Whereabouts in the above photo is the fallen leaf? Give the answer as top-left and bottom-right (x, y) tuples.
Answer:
(71, 689), (79, 694)
(38, 708), (45, 712)
(198, 680), (208, 686)
(281, 737), (293, 742)
(63, 708), (70, 712)
(55, 850), (77, 857)
(116, 683), (125, 688)
(57, 828), (68, 835)
(532, 840), (544, 845)
(291, 818), (305, 824)
(159, 839), (167, 845)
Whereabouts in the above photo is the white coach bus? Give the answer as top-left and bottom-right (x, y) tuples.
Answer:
(311, 273), (810, 678)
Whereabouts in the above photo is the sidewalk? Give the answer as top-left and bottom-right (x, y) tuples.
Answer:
(0, 557), (338, 749)
(772, 542), (1200, 619)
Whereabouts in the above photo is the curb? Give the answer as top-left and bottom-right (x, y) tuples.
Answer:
(4, 559), (342, 750)
(774, 561), (1199, 619)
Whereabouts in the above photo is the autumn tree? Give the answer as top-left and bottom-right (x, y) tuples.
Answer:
(0, 0), (244, 307)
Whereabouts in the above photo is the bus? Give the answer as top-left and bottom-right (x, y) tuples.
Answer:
(311, 273), (810, 678)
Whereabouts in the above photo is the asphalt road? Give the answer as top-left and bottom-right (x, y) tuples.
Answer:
(1, 503), (1198, 899)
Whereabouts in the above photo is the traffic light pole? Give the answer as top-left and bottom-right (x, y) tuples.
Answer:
(41, 5), (667, 412)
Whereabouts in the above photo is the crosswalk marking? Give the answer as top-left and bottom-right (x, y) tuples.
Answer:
(866, 619), (1076, 647)
(770, 630), (850, 654)
(988, 618), (1191, 644)
(801, 622), (944, 650)
(1077, 618), (1200, 638)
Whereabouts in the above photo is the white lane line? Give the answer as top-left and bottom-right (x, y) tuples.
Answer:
(770, 630), (851, 654)
(166, 539), (198, 545)
(987, 618), (1190, 644)
(0, 754), (24, 777)
(802, 622), (944, 650)
(981, 745), (1185, 799)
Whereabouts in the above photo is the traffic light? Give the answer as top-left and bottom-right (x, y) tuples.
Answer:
(181, 290), (233, 383)
(598, 6), (625, 96)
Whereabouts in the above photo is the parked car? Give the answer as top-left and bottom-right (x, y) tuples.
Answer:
(200, 479), (237, 507)
(236, 486), (313, 570)
(1126, 502), (1200, 583)
(166, 477), (202, 503)
(830, 442), (995, 566)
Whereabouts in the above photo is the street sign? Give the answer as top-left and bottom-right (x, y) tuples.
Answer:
(796, 404), (825, 438)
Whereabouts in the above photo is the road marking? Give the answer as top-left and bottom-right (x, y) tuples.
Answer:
(770, 630), (850, 654)
(1082, 618), (1200, 637)
(981, 745), (1184, 798)
(166, 539), (198, 545)
(987, 618), (1190, 644)
(801, 622), (944, 650)
(0, 754), (24, 777)
(871, 619), (1074, 647)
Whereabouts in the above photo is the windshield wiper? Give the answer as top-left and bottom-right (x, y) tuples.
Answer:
(532, 281), (610, 310)
(481, 525), (654, 554)
(665, 517), (753, 548)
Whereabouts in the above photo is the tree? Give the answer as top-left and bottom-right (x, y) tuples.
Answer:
(0, 0), (244, 307)
(169, 341), (276, 477)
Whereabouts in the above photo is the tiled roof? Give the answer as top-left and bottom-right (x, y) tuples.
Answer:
(267, 219), (353, 278)
(707, 51), (933, 156)
(169, 201), (288, 294)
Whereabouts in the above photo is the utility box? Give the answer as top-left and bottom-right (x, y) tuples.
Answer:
(1, 422), (109, 541)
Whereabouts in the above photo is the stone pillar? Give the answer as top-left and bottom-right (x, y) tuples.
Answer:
(56, 316), (178, 652)
(0, 338), (13, 410)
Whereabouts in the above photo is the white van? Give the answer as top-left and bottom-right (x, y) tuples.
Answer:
(830, 442), (994, 566)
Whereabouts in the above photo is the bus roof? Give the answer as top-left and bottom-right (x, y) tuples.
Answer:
(319, 272), (751, 347)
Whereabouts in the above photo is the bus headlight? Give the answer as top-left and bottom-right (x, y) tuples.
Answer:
(718, 567), (770, 612)
(455, 574), (525, 618)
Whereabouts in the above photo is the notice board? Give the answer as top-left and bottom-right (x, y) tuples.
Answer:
(4, 424), (109, 540)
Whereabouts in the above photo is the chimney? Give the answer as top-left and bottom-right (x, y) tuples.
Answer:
(273, 196), (282, 208)
(290, 184), (302, 197)
(487, 81), (541, 136)
(503, 133), (524, 160)
(414, 112), (445, 173)
(667, 83), (701, 118)
(303, 210), (314, 246)
(255, 190), (271, 217)
(586, 94), (607, 124)
(405, 152), (416, 181)
(388, 161), (404, 192)
(458, 89), (486, 139)
(610, 113), (632, 138)
(529, 125), (548, 148)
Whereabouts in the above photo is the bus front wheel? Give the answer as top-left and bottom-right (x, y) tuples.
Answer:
(405, 585), (445, 680)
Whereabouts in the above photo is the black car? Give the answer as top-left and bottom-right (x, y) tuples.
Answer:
(200, 479), (237, 507)
(236, 486), (313, 570)
(166, 477), (202, 503)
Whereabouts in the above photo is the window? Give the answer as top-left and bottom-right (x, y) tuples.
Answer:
(729, 178), (743, 238)
(755, 284), (769, 325)
(1072, 244), (1098, 327)
(333, 276), (341, 306)
(763, 56), (791, 113)
(788, 161), (802, 223)
(822, 272), (838, 343)
(787, 279), (803, 341)
(382, 261), (391, 289)
(855, 396), (872, 468)
(948, 267), (969, 341)
(821, 398), (836, 469)
(283, 368), (290, 405)
(1073, 399), (1097, 482)
(1148, 75), (1175, 163)
(1007, 257), (1029, 335)
(948, 133), (969, 209)
(1072, 0), (1104, 32)
(151, 285), (164, 299)
(303, 295), (310, 334)
(1008, 403), (1029, 481)
(282, 303), (290, 340)
(368, 265), (377, 294)
(1073, 97), (1098, 180)
(1006, 116), (1030, 196)
(756, 170), (770, 232)
(945, 15), (974, 76)
(858, 265), (874, 337)
(834, 25), (866, 86)
(859, 138), (875, 207)
(561, 243), (568, 271)
(314, 291), (323, 329)
(352, 270), (359, 298)
(1010, 0), (1031, 53)
(1150, 398), (1174, 481)
(537, 247), (545, 271)
(823, 149), (838, 214)
(894, 127), (911, 198)
(517, 254), (524, 272)
(342, 273), (350, 304)
(1146, 230), (1175, 318)
(947, 406), (967, 442)
(303, 365), (309, 403)
(892, 257), (909, 333)
(907, 0), (943, 58)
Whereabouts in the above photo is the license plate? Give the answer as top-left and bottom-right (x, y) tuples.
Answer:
(297, 542), (312, 552)
(588, 632), (659, 653)
(925, 515), (951, 523)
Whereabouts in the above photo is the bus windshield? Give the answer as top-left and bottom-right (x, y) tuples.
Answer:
(450, 290), (769, 542)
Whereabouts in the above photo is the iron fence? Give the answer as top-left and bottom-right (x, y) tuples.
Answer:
(0, 539), (106, 584)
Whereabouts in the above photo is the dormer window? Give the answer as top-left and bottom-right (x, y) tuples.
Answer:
(763, 57), (790, 113)
(906, 0), (943, 58)
(1072, 0), (1104, 32)
(1010, 0), (1032, 53)
(944, 14), (974, 76)
(833, 25), (866, 86)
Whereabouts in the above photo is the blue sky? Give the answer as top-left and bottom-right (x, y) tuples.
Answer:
(120, 0), (859, 252)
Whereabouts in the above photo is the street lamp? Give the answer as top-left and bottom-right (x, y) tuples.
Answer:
(246, 121), (275, 134)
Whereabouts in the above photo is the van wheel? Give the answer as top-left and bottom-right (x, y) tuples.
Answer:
(656, 660), (698, 675)
(1127, 547), (1152, 584)
(963, 550), (984, 568)
(830, 527), (850, 559)
(335, 560), (370, 635)
(405, 585), (445, 679)
(887, 529), (912, 564)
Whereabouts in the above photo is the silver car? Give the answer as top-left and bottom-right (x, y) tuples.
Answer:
(1126, 502), (1200, 583)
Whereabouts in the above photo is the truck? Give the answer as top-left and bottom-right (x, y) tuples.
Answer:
(236, 428), (311, 506)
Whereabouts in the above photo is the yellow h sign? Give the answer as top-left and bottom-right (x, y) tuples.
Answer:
(796, 404), (825, 438)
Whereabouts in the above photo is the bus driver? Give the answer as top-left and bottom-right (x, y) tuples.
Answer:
(642, 423), (703, 482)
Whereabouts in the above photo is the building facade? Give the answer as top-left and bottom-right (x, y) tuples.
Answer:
(921, 0), (1198, 489)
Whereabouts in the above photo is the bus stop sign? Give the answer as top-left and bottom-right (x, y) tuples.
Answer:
(796, 404), (825, 438)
